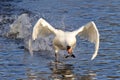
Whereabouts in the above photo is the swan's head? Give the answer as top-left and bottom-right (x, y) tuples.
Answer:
(67, 46), (73, 54)
(65, 33), (76, 55)
(66, 45), (75, 58)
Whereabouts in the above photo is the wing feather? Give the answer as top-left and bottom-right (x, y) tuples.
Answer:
(32, 18), (57, 40)
(74, 21), (100, 60)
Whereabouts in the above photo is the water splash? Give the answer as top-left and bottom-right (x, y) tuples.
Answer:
(6, 13), (54, 54)
(7, 14), (32, 39)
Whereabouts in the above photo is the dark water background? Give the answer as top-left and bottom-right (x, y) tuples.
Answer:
(0, 0), (120, 80)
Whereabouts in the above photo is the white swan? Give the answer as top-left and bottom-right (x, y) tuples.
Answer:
(32, 18), (99, 61)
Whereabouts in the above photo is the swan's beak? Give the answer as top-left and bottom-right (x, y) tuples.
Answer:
(67, 46), (72, 54)
(66, 46), (75, 58)
(67, 48), (73, 54)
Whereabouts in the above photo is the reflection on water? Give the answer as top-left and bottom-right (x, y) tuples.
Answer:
(26, 61), (96, 80)
(49, 63), (75, 80)
(21, 51), (96, 80)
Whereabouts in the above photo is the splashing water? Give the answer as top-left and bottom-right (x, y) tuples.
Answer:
(6, 13), (54, 54)
(7, 14), (32, 39)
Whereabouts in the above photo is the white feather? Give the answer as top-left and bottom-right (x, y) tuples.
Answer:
(32, 18), (57, 40)
(73, 21), (99, 60)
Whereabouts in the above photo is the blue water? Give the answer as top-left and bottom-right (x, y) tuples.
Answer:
(0, 0), (120, 80)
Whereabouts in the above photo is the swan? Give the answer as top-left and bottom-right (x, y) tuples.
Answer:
(32, 18), (99, 61)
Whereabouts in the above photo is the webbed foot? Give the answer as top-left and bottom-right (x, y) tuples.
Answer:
(65, 54), (76, 58)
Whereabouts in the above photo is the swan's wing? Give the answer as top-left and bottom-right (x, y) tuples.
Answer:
(32, 18), (57, 40)
(74, 21), (99, 60)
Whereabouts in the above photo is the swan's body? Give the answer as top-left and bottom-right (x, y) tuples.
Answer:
(32, 18), (99, 61)
(53, 31), (76, 51)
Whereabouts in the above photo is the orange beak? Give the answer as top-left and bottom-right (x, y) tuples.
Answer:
(67, 47), (73, 54)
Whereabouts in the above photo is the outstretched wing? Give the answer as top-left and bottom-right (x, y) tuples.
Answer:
(74, 21), (100, 60)
(32, 18), (57, 40)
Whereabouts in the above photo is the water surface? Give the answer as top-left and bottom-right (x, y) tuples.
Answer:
(0, 0), (120, 80)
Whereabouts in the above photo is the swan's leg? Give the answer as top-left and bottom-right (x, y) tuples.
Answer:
(55, 53), (58, 62)
(55, 50), (59, 62)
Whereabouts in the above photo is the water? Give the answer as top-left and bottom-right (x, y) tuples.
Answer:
(0, 0), (120, 80)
